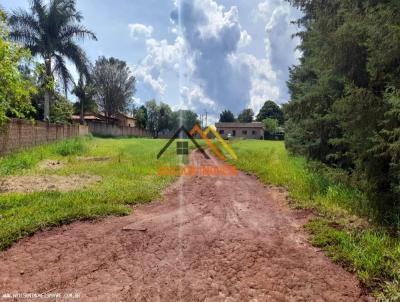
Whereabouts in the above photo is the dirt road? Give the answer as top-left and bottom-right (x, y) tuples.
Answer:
(0, 152), (371, 301)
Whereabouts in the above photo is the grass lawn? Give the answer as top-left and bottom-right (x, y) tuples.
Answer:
(0, 136), (178, 250)
(2, 136), (399, 299)
(228, 139), (400, 301)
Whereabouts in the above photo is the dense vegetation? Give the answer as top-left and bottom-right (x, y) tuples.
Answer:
(285, 0), (400, 224)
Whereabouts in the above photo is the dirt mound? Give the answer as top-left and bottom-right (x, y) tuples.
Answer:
(0, 152), (372, 301)
(37, 160), (64, 170)
(0, 174), (101, 193)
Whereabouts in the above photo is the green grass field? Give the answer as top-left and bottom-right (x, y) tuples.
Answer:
(1, 137), (399, 300)
(228, 140), (400, 300)
(0, 136), (178, 250)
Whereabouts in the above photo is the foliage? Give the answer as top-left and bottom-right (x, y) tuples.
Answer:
(72, 76), (97, 123)
(237, 108), (254, 123)
(93, 56), (136, 122)
(285, 0), (400, 217)
(256, 100), (284, 125)
(0, 10), (36, 125)
(49, 94), (73, 123)
(219, 109), (235, 122)
(8, 0), (96, 120)
(135, 105), (148, 129)
(263, 118), (278, 135)
(171, 109), (199, 130)
(144, 100), (176, 137)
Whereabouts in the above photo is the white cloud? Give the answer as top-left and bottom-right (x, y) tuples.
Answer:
(238, 30), (252, 48)
(128, 23), (153, 40)
(133, 0), (301, 118)
(135, 36), (187, 96)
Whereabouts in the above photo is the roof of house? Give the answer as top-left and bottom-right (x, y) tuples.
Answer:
(215, 122), (264, 129)
(71, 115), (101, 121)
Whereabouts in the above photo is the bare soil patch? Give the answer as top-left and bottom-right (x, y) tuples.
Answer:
(0, 152), (372, 301)
(37, 160), (64, 170)
(0, 174), (101, 193)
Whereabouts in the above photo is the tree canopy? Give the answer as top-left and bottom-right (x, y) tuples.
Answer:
(93, 56), (136, 122)
(285, 0), (400, 214)
(219, 110), (235, 123)
(237, 108), (254, 123)
(256, 101), (284, 125)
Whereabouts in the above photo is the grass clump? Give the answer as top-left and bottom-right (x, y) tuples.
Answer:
(0, 152), (37, 175)
(229, 140), (400, 300)
(54, 137), (88, 156)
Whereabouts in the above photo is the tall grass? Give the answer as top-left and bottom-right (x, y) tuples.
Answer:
(229, 140), (400, 301)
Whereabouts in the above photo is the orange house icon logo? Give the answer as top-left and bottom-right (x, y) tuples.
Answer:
(157, 124), (237, 161)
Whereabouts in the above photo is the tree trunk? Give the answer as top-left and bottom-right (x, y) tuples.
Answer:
(80, 100), (84, 125)
(43, 58), (52, 121)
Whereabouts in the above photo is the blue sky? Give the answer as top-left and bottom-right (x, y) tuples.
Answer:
(1, 0), (302, 122)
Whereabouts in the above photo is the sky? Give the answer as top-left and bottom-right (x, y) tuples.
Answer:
(1, 0), (302, 122)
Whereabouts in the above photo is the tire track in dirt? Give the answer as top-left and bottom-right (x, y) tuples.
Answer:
(0, 151), (372, 301)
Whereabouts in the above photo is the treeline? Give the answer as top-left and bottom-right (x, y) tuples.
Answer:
(285, 0), (400, 219)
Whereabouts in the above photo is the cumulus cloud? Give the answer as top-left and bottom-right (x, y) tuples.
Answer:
(135, 36), (186, 96)
(128, 23), (153, 40)
(257, 0), (302, 101)
(134, 0), (301, 116)
(170, 0), (255, 113)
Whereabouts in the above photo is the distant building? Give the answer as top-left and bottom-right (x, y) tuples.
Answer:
(215, 122), (264, 139)
(70, 112), (136, 128)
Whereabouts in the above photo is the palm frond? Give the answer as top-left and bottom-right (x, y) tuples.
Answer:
(53, 54), (73, 96)
(59, 41), (90, 77)
(59, 24), (97, 41)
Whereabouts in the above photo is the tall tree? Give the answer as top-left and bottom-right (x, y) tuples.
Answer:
(8, 0), (96, 121)
(285, 0), (400, 212)
(256, 101), (284, 125)
(238, 108), (254, 123)
(145, 100), (159, 137)
(219, 110), (235, 122)
(92, 56), (136, 122)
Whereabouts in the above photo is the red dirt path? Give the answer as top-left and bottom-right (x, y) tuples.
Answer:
(0, 152), (372, 301)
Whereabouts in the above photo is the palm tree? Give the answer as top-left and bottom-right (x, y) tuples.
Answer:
(72, 75), (96, 124)
(8, 0), (97, 121)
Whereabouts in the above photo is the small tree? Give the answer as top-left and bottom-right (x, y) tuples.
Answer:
(72, 75), (96, 124)
(238, 108), (254, 123)
(50, 94), (73, 123)
(135, 105), (148, 129)
(93, 57), (136, 122)
(263, 118), (278, 136)
(256, 100), (284, 125)
(219, 110), (235, 122)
